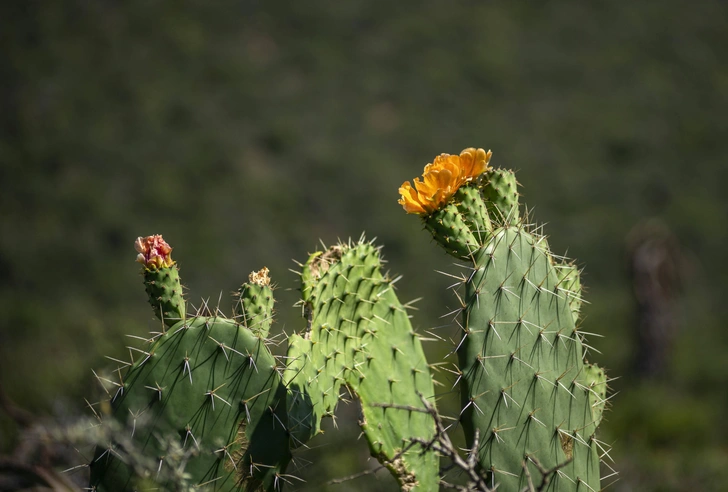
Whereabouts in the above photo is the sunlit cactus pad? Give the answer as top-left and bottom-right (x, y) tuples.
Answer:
(285, 240), (439, 491)
(88, 314), (290, 491)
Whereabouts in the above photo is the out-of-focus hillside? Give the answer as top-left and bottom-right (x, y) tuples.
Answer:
(1, 1), (727, 490)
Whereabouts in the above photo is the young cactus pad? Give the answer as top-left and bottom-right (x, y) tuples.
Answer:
(284, 239), (439, 491)
(399, 149), (609, 491)
(135, 235), (185, 327)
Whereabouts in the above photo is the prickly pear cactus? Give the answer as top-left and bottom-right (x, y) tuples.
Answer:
(284, 239), (439, 491)
(89, 236), (290, 491)
(89, 235), (441, 491)
(399, 148), (609, 491)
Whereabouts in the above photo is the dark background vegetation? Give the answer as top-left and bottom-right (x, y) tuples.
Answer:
(2, 1), (727, 490)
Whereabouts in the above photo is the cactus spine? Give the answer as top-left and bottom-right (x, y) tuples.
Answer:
(399, 148), (608, 491)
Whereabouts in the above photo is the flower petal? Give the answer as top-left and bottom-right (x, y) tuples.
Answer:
(459, 148), (492, 178)
(398, 181), (427, 214)
(135, 235), (175, 269)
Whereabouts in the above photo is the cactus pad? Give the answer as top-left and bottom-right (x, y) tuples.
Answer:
(89, 316), (290, 491)
(285, 240), (440, 491)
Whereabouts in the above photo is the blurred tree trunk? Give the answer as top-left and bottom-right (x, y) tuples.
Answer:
(627, 220), (682, 379)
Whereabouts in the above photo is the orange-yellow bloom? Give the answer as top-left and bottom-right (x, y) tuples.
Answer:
(398, 148), (492, 215)
(135, 235), (175, 269)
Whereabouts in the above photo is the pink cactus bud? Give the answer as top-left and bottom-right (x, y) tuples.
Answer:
(135, 235), (174, 269)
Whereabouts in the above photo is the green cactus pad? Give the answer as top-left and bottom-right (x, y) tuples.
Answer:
(283, 334), (323, 447)
(453, 185), (492, 242)
(459, 227), (602, 490)
(424, 202), (480, 259)
(142, 265), (185, 327)
(481, 168), (520, 226)
(236, 267), (275, 339)
(286, 240), (440, 491)
(555, 262), (583, 324)
(582, 363), (608, 435)
(89, 315), (290, 491)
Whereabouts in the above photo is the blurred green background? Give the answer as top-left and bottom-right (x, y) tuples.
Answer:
(2, 1), (727, 490)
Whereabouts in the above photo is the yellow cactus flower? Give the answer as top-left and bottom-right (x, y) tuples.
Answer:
(135, 235), (175, 269)
(398, 147), (492, 215)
